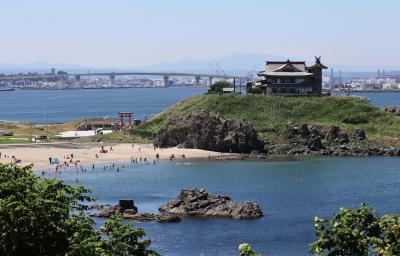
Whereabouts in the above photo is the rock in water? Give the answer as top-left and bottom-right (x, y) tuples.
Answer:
(158, 188), (263, 219)
(93, 199), (138, 218)
(119, 199), (137, 212)
(154, 109), (264, 153)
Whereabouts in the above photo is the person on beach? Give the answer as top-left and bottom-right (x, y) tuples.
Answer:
(92, 164), (95, 170)
(49, 157), (52, 164)
(110, 146), (113, 151)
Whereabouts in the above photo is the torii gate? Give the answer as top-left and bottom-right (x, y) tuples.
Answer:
(118, 112), (133, 130)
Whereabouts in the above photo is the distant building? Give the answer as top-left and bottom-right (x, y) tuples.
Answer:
(257, 57), (328, 95)
(77, 120), (119, 131)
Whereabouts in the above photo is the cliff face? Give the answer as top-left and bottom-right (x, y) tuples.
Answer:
(154, 109), (264, 153)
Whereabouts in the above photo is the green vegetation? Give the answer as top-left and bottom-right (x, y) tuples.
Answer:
(239, 243), (261, 256)
(310, 204), (400, 256)
(246, 82), (264, 94)
(208, 81), (233, 93)
(133, 94), (400, 145)
(0, 163), (159, 256)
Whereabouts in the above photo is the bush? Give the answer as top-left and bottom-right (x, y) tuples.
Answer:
(342, 113), (369, 124)
(209, 81), (233, 93)
(239, 243), (261, 256)
(310, 204), (400, 256)
(0, 163), (159, 256)
(246, 82), (264, 94)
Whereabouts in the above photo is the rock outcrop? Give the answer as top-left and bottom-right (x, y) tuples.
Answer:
(353, 128), (367, 141)
(91, 199), (181, 223)
(383, 106), (400, 116)
(154, 109), (264, 153)
(286, 124), (326, 150)
(307, 136), (325, 151)
(158, 188), (263, 219)
(326, 125), (350, 145)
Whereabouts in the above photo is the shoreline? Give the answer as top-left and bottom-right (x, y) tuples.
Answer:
(0, 143), (232, 171)
(1, 142), (399, 172)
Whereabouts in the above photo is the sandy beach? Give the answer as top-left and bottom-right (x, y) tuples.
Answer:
(0, 143), (227, 171)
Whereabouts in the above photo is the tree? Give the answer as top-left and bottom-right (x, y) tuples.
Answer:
(0, 163), (158, 256)
(57, 70), (68, 75)
(246, 82), (264, 94)
(310, 204), (400, 256)
(239, 243), (261, 256)
(209, 81), (233, 93)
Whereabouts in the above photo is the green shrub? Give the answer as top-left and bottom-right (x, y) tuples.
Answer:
(209, 81), (233, 93)
(310, 204), (400, 256)
(0, 163), (159, 256)
(342, 113), (369, 124)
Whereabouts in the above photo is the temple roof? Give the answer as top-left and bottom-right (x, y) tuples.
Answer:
(307, 56), (328, 70)
(258, 71), (313, 77)
(266, 60), (306, 72)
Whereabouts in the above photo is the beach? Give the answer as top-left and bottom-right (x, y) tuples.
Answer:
(0, 143), (226, 171)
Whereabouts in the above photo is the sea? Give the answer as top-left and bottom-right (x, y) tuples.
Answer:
(0, 88), (398, 123)
(2, 88), (400, 255)
(47, 157), (400, 256)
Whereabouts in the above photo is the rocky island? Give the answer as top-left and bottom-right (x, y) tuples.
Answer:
(92, 189), (263, 221)
(133, 95), (400, 157)
(159, 188), (263, 219)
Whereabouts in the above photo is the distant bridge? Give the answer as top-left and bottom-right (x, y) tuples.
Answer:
(0, 72), (248, 86)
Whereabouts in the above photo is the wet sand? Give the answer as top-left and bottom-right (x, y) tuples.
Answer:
(0, 143), (230, 171)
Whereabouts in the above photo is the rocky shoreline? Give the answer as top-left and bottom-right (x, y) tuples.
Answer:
(90, 189), (263, 222)
(154, 109), (400, 158)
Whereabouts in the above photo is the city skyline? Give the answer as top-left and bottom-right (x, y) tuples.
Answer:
(1, 0), (400, 70)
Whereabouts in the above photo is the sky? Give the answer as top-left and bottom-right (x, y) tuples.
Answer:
(1, 0), (400, 69)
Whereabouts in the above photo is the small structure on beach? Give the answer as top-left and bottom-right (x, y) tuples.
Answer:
(77, 120), (119, 131)
(257, 56), (327, 95)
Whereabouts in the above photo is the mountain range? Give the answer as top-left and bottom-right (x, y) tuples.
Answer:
(0, 53), (399, 76)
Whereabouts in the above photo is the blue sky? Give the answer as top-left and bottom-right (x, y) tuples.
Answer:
(1, 0), (399, 68)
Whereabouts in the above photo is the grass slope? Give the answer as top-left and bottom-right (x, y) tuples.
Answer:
(134, 94), (400, 146)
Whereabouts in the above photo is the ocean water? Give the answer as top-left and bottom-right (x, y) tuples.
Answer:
(0, 87), (207, 123)
(0, 89), (398, 123)
(46, 157), (400, 256)
(333, 91), (400, 108)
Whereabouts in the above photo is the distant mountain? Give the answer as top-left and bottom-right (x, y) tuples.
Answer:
(1, 53), (399, 76)
(135, 53), (287, 75)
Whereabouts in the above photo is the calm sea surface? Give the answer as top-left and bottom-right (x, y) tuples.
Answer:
(0, 88), (398, 123)
(0, 87), (207, 123)
(46, 157), (400, 256)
